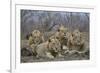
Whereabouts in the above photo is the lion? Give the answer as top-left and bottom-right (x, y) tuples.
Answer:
(28, 30), (44, 45)
(67, 29), (89, 56)
(35, 38), (62, 59)
(67, 29), (83, 50)
(51, 25), (68, 46)
(28, 30), (45, 55)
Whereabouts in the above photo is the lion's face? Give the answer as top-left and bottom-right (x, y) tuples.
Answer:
(58, 26), (67, 38)
(48, 38), (61, 52)
(73, 29), (81, 38)
(31, 30), (43, 44)
(32, 30), (41, 38)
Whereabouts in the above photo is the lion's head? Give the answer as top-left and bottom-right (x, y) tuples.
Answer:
(48, 38), (61, 53)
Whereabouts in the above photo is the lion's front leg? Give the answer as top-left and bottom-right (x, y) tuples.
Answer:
(46, 52), (54, 59)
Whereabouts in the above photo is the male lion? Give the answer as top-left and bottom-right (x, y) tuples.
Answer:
(28, 30), (44, 45)
(67, 29), (89, 56)
(67, 29), (84, 50)
(28, 30), (44, 55)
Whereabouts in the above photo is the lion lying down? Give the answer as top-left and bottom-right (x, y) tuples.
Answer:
(31, 38), (62, 59)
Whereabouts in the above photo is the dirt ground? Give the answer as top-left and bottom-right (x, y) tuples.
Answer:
(21, 51), (89, 63)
